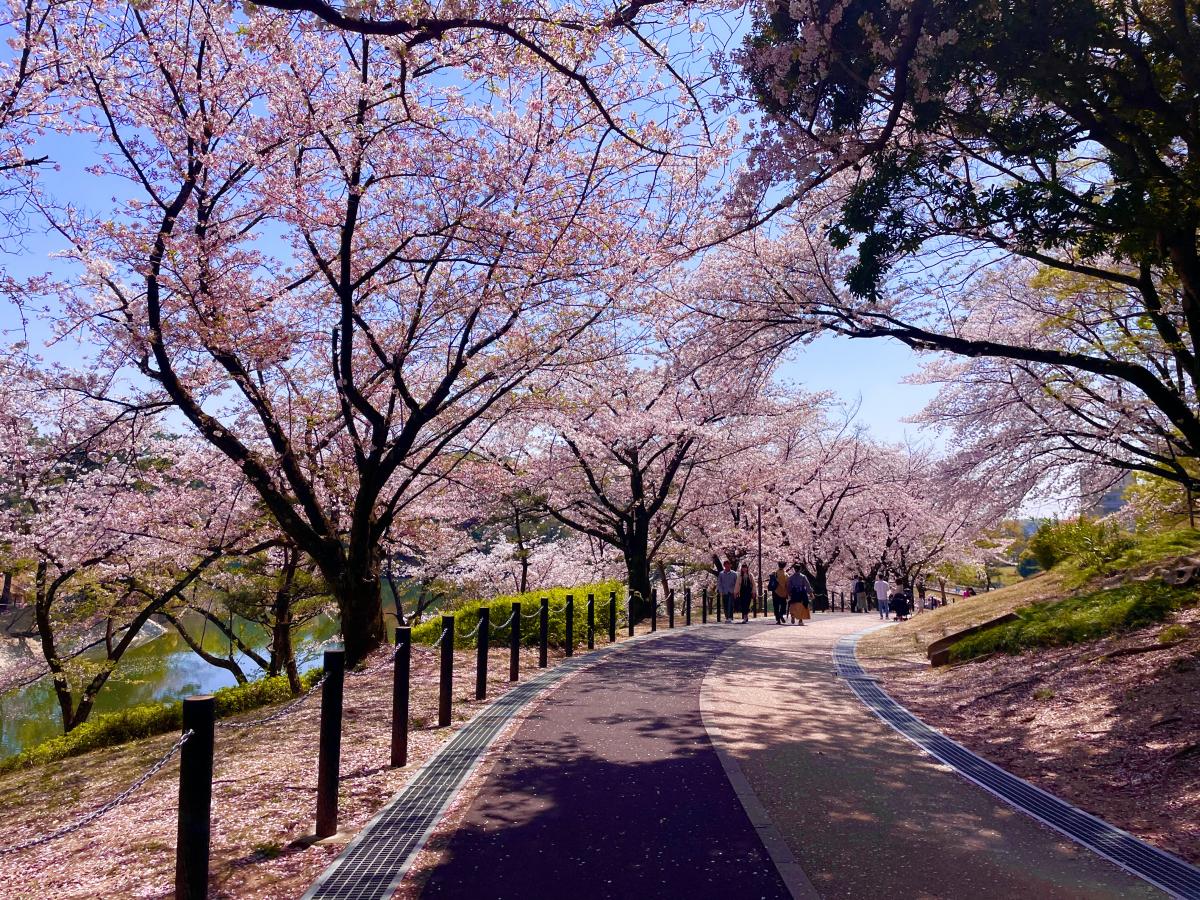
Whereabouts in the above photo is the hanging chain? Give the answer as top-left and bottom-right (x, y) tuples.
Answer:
(0, 730), (193, 856)
(219, 674), (328, 729)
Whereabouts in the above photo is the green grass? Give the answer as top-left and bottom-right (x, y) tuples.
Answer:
(0, 668), (324, 775)
(1058, 527), (1200, 587)
(948, 580), (1199, 663)
(410, 580), (626, 650)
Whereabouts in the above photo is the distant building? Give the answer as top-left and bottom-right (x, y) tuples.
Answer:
(1080, 471), (1132, 517)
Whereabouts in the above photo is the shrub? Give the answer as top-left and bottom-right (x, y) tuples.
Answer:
(409, 580), (626, 650)
(1024, 518), (1133, 574)
(0, 668), (323, 775)
(948, 581), (1199, 663)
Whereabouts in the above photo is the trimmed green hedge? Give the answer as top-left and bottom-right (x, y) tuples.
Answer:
(948, 580), (1198, 663)
(410, 580), (626, 650)
(0, 668), (324, 775)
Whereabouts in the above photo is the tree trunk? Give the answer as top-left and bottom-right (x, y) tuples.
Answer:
(270, 553), (301, 693)
(624, 549), (653, 623)
(0, 571), (11, 611)
(335, 560), (385, 666)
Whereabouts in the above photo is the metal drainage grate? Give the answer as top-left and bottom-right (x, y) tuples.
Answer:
(834, 634), (1200, 900)
(302, 628), (683, 900)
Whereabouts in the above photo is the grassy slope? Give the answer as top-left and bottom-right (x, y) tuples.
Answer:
(858, 571), (1067, 661)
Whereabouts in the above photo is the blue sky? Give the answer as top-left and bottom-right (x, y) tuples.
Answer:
(778, 332), (939, 447)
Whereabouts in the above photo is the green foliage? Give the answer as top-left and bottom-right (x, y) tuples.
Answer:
(0, 668), (323, 774)
(1023, 518), (1134, 574)
(409, 580), (626, 650)
(1159, 624), (1190, 644)
(947, 581), (1198, 663)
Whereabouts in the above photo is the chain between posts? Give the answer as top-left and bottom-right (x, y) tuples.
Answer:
(521, 608), (541, 618)
(0, 730), (193, 856)
(220, 674), (329, 729)
(411, 626), (451, 654)
(492, 610), (516, 631)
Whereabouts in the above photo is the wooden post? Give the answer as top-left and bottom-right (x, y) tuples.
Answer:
(651, 588), (657, 632)
(438, 616), (454, 727)
(176, 695), (214, 900)
(475, 607), (489, 701)
(684, 586), (691, 626)
(565, 594), (574, 657)
(609, 591), (617, 643)
(538, 598), (548, 668)
(587, 593), (595, 650)
(391, 627), (410, 767)
(627, 596), (633, 637)
(509, 602), (521, 682)
(315, 648), (344, 838)
(668, 589), (675, 628)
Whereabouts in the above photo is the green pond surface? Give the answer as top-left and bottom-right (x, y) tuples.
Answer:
(0, 612), (341, 761)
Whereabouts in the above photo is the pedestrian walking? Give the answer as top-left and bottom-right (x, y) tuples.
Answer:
(874, 574), (891, 620)
(915, 575), (927, 611)
(851, 577), (865, 613)
(787, 564), (812, 626)
(717, 560), (737, 622)
(734, 563), (754, 623)
(768, 561), (789, 625)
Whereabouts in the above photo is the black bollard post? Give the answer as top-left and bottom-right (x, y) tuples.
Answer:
(316, 647), (345, 839)
(509, 602), (521, 682)
(176, 695), (214, 900)
(701, 585), (707, 624)
(668, 589), (675, 628)
(438, 616), (454, 727)
(609, 591), (617, 643)
(627, 597), (634, 637)
(475, 607), (490, 701)
(716, 584), (723, 622)
(685, 586), (691, 626)
(538, 598), (549, 668)
(587, 593), (595, 650)
(391, 627), (411, 767)
(651, 588), (657, 632)
(565, 594), (574, 658)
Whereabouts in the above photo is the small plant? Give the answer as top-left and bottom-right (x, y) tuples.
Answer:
(251, 842), (284, 860)
(1159, 624), (1190, 644)
(1033, 687), (1056, 701)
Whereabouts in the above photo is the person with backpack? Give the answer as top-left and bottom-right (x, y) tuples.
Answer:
(768, 561), (789, 624)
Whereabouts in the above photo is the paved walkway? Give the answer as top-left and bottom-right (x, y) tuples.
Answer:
(701, 615), (1163, 899)
(420, 623), (790, 899)
(317, 614), (1176, 898)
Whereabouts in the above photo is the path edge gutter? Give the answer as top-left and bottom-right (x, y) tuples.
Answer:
(840, 630), (1200, 900)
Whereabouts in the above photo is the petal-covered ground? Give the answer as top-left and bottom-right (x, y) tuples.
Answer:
(0, 628), (658, 899)
(859, 608), (1200, 865)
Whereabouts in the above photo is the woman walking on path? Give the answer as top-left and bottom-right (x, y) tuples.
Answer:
(734, 563), (755, 623)
(786, 564), (812, 626)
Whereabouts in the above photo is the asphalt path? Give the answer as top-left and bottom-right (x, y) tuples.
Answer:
(420, 621), (790, 900)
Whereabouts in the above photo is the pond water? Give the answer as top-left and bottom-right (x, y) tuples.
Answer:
(0, 612), (343, 761)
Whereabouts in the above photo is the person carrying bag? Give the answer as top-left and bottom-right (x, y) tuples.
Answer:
(786, 564), (812, 626)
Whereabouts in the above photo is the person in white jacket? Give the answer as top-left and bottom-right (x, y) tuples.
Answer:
(873, 575), (891, 620)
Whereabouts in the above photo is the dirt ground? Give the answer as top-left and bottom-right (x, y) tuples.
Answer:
(0, 621), (665, 899)
(859, 608), (1200, 865)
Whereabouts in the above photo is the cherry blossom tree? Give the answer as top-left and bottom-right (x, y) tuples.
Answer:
(37, 0), (719, 663)
(0, 368), (269, 731)
(511, 353), (772, 619)
(720, 0), (1200, 502)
